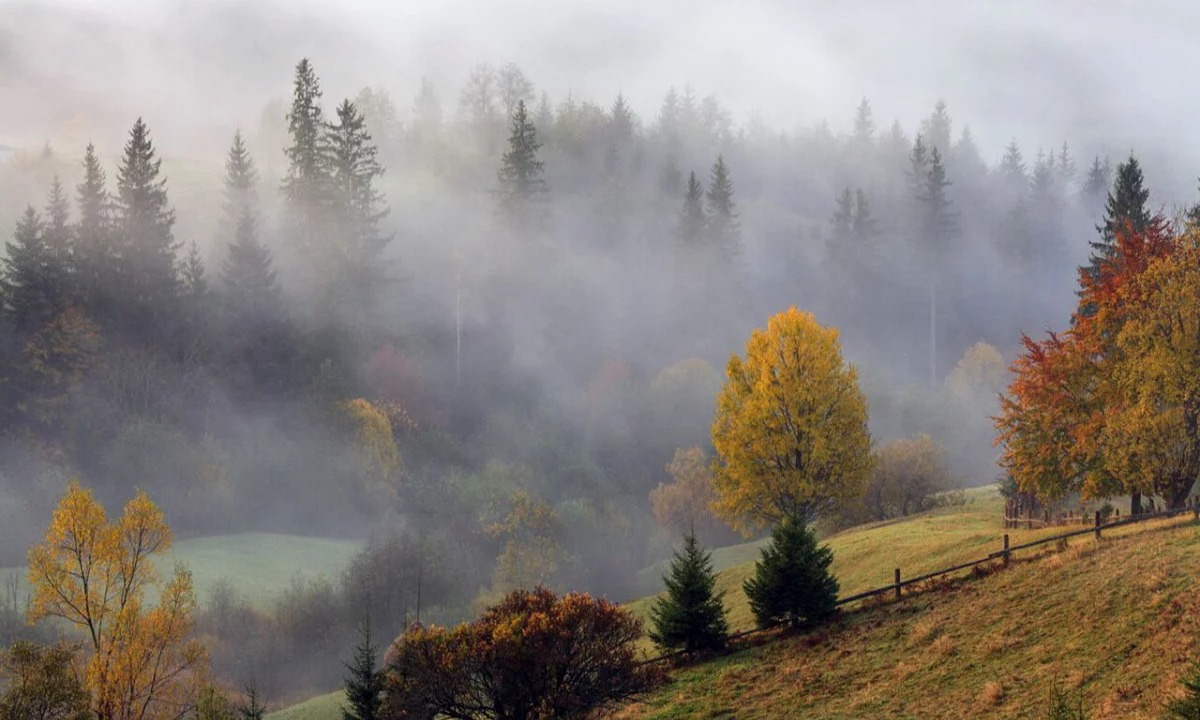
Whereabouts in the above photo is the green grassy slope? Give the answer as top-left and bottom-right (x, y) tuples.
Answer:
(628, 486), (1073, 634)
(265, 690), (345, 720)
(1, 532), (359, 609)
(618, 513), (1200, 720)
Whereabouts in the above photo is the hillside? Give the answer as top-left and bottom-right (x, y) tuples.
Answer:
(619, 512), (1200, 719)
(628, 486), (1073, 635)
(0, 532), (359, 609)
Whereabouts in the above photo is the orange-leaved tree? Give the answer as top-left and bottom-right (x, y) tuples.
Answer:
(27, 481), (206, 720)
(711, 307), (873, 532)
(996, 217), (1176, 505)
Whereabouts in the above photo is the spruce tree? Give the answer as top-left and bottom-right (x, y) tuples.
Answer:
(282, 58), (331, 262)
(1089, 153), (1150, 271)
(115, 117), (180, 340)
(496, 99), (548, 234)
(743, 513), (839, 629)
(328, 99), (390, 267)
(219, 131), (281, 322)
(610, 92), (635, 145)
(829, 188), (853, 250)
(648, 532), (728, 654)
(42, 177), (73, 301)
(342, 617), (384, 720)
(922, 146), (958, 253)
(1081, 156), (1112, 207)
(74, 143), (117, 318)
(2, 206), (52, 335)
(705, 154), (740, 263)
(921, 99), (952, 155)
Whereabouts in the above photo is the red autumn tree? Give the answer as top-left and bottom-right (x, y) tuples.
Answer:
(996, 217), (1176, 506)
(384, 587), (661, 720)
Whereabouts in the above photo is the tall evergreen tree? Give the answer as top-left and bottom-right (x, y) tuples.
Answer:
(328, 99), (390, 273)
(610, 92), (636, 145)
(74, 143), (117, 317)
(659, 153), (682, 198)
(743, 513), (838, 629)
(828, 188), (854, 251)
(42, 178), (73, 295)
(705, 154), (740, 263)
(496, 99), (548, 234)
(648, 532), (728, 654)
(1089, 153), (1150, 271)
(115, 117), (180, 339)
(921, 147), (958, 255)
(342, 617), (384, 720)
(282, 58), (331, 262)
(921, 99), (952, 155)
(220, 133), (281, 323)
(223, 130), (257, 236)
(1081, 155), (1112, 207)
(2, 207), (52, 335)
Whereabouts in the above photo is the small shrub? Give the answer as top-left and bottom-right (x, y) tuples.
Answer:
(1046, 680), (1087, 720)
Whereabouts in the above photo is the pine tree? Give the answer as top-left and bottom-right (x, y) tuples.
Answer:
(1081, 156), (1111, 207)
(610, 92), (635, 145)
(342, 617), (384, 720)
(922, 147), (958, 256)
(905, 135), (930, 204)
(648, 532), (728, 654)
(223, 130), (257, 237)
(282, 58), (331, 262)
(742, 513), (838, 629)
(74, 143), (118, 317)
(705, 154), (740, 263)
(2, 206), (52, 334)
(328, 99), (390, 269)
(1089, 153), (1150, 271)
(114, 116), (180, 340)
(921, 99), (952, 155)
(496, 99), (548, 234)
(999, 140), (1027, 200)
(42, 177), (73, 302)
(1165, 662), (1200, 720)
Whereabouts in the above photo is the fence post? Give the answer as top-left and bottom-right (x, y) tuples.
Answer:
(1003, 533), (1010, 567)
(894, 568), (901, 600)
(1094, 510), (1102, 539)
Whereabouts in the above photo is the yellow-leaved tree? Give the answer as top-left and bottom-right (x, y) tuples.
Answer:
(1102, 229), (1200, 509)
(711, 308), (873, 533)
(27, 482), (206, 720)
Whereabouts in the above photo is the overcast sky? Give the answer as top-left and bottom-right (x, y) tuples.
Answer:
(3, 0), (1199, 201)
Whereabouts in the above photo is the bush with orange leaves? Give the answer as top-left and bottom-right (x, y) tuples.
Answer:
(383, 586), (662, 720)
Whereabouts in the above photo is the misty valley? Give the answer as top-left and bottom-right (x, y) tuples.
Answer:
(5, 3), (1200, 718)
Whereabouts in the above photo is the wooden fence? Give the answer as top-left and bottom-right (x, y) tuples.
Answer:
(641, 499), (1200, 665)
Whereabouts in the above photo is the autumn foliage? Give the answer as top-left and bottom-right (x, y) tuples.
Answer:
(996, 218), (1200, 508)
(26, 482), (206, 720)
(711, 308), (873, 532)
(384, 586), (661, 720)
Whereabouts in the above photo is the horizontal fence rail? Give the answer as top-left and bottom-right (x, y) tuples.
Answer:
(638, 499), (1200, 666)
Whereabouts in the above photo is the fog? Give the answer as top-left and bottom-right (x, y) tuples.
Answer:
(2, 0), (1197, 701)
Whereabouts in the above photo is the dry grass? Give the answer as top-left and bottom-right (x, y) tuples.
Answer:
(617, 514), (1200, 720)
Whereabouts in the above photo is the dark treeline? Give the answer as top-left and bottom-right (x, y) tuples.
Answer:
(0, 56), (1157, 695)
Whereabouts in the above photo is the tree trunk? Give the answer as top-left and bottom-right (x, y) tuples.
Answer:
(1131, 490), (1142, 516)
